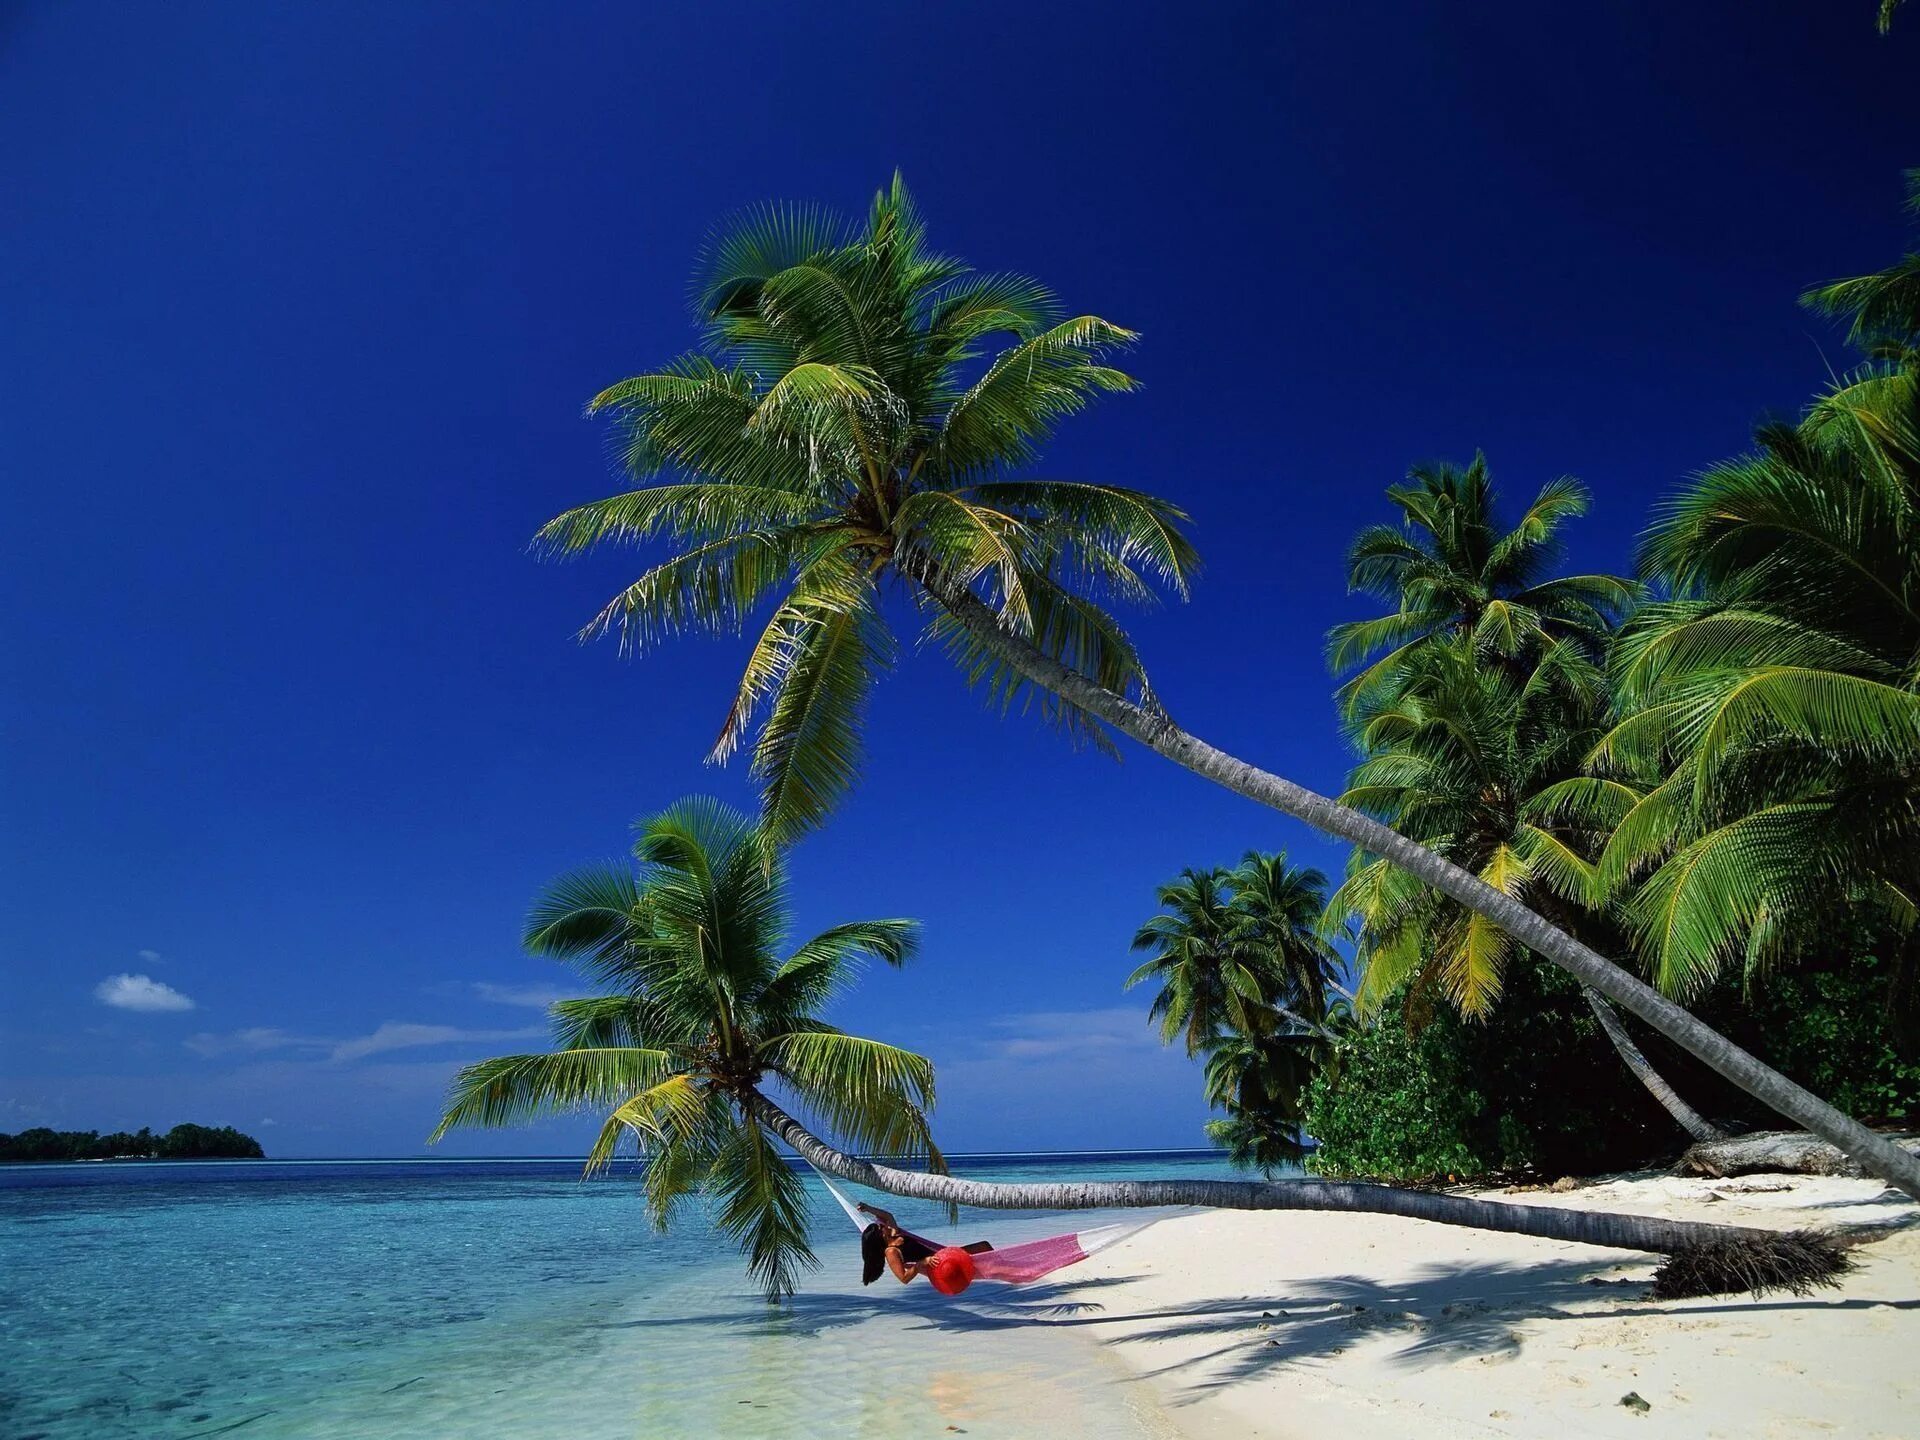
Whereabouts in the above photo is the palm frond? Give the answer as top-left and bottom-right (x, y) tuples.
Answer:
(431, 1048), (674, 1138)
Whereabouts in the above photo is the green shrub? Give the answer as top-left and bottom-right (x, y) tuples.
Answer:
(1304, 960), (1672, 1183)
(1301, 997), (1494, 1182)
(1716, 953), (1920, 1126)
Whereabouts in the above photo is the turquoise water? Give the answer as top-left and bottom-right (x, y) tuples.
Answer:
(0, 1152), (1237, 1439)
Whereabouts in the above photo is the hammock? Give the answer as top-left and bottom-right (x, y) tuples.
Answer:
(813, 1168), (1165, 1286)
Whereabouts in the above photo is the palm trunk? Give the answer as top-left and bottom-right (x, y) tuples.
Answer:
(1273, 1002), (1342, 1044)
(748, 1092), (1760, 1259)
(1582, 987), (1725, 1143)
(918, 575), (1920, 1201)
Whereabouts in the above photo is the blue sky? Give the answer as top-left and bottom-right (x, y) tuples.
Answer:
(3, 1), (1915, 1157)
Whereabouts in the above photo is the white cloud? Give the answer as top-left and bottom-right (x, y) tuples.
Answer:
(95, 973), (195, 1013)
(472, 982), (568, 1009)
(979, 1006), (1165, 1061)
(184, 1027), (328, 1059)
(187, 1021), (544, 1064)
(329, 1022), (543, 1063)
(138, 949), (166, 965)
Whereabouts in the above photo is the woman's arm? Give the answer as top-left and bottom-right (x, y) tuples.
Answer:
(884, 1241), (920, 1284)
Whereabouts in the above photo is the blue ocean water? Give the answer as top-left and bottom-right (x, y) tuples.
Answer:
(0, 1152), (1240, 1439)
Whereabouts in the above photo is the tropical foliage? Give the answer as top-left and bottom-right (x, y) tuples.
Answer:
(541, 175), (1195, 844)
(1301, 962), (1684, 1182)
(1586, 170), (1920, 1027)
(431, 798), (941, 1300)
(1327, 455), (1636, 717)
(1127, 853), (1345, 1169)
(1296, 171), (1920, 1182)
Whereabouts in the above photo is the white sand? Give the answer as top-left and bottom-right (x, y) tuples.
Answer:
(1055, 1171), (1918, 1440)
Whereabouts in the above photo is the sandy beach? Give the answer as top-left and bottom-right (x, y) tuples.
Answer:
(1060, 1171), (1919, 1440)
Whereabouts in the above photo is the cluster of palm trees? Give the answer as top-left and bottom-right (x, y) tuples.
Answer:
(1126, 854), (1349, 1171)
(1320, 172), (1920, 1142)
(435, 171), (1920, 1297)
(1130, 172), (1920, 1166)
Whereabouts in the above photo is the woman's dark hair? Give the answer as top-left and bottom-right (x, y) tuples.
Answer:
(861, 1222), (932, 1284)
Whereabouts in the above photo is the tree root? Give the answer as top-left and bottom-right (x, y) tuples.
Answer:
(1650, 1230), (1855, 1299)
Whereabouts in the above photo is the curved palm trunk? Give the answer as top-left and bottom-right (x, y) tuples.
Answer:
(919, 577), (1920, 1201)
(1583, 987), (1725, 1143)
(749, 1093), (1760, 1259)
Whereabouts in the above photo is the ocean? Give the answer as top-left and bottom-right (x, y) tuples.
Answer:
(0, 1151), (1243, 1439)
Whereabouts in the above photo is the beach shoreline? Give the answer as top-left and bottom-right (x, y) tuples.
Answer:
(1050, 1169), (1918, 1440)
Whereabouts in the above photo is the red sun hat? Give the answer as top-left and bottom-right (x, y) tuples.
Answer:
(925, 1246), (976, 1296)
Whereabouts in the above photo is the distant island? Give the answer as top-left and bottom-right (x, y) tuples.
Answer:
(0, 1124), (265, 1162)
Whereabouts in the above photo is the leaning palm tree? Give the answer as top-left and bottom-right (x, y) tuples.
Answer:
(1326, 455), (1637, 716)
(436, 810), (1842, 1299)
(430, 798), (940, 1300)
(753, 1095), (1846, 1299)
(536, 175), (1920, 1198)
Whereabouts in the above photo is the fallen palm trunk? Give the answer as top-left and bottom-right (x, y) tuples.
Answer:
(748, 1093), (1850, 1298)
(1678, 1130), (1920, 1180)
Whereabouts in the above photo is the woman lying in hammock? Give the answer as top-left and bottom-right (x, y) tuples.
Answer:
(857, 1203), (993, 1285)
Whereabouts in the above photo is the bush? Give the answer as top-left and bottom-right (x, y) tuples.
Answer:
(1300, 998), (1494, 1183)
(1702, 951), (1920, 1128)
(1304, 960), (1673, 1183)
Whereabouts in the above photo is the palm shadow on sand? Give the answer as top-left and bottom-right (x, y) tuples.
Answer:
(592, 1249), (1913, 1408)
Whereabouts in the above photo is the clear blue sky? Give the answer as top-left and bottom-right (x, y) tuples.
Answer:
(3, 2), (1914, 1157)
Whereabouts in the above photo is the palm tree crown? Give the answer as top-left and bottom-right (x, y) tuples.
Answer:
(1126, 858), (1342, 1056)
(1327, 454), (1636, 717)
(1329, 639), (1616, 1014)
(1587, 181), (1920, 1010)
(1127, 852), (1343, 1168)
(431, 798), (940, 1300)
(540, 175), (1197, 842)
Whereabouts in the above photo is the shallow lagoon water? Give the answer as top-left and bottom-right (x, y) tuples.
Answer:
(0, 1153), (1237, 1439)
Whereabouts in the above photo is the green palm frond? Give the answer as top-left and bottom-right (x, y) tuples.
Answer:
(522, 865), (646, 981)
(1626, 803), (1833, 999)
(933, 316), (1139, 478)
(751, 573), (895, 843)
(763, 1029), (938, 1158)
(430, 1048), (674, 1139)
(760, 919), (921, 1018)
(709, 1118), (816, 1301)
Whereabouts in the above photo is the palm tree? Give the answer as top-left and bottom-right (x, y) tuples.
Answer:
(1322, 461), (1718, 1143)
(1130, 853), (1344, 1167)
(1126, 868), (1253, 1056)
(1228, 849), (1343, 1023)
(1327, 455), (1638, 716)
(1325, 638), (1724, 1142)
(1201, 1000), (1353, 1173)
(751, 1094), (1846, 1298)
(538, 176), (1920, 1199)
(430, 798), (941, 1300)
(1592, 181), (1920, 1036)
